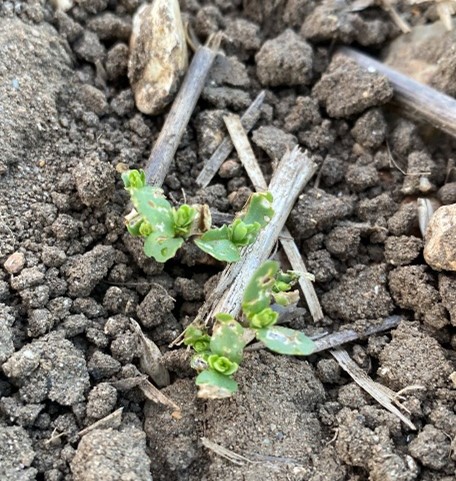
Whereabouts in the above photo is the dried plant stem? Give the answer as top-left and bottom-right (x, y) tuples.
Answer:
(145, 35), (221, 186)
(223, 114), (324, 322)
(338, 46), (456, 139)
(331, 348), (416, 430)
(196, 91), (266, 187)
(312, 315), (402, 353)
(198, 146), (316, 325)
(78, 408), (124, 437)
(379, 0), (411, 33)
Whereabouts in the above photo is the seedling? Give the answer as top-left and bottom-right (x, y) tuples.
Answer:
(122, 169), (274, 262)
(184, 260), (315, 398)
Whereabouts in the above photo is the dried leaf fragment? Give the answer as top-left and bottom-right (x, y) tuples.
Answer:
(130, 319), (170, 387)
(128, 0), (188, 115)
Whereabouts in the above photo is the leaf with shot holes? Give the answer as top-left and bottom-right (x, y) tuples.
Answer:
(194, 225), (240, 262)
(241, 260), (279, 319)
(195, 370), (238, 399)
(256, 326), (315, 356)
(241, 192), (274, 228)
(210, 318), (245, 364)
(131, 186), (175, 236)
(144, 232), (184, 262)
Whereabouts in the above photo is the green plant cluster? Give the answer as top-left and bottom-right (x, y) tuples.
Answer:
(184, 261), (315, 398)
(122, 169), (274, 263)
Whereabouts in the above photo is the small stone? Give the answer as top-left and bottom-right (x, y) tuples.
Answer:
(255, 29), (313, 87)
(219, 159), (242, 178)
(4, 252), (25, 274)
(128, 0), (188, 114)
(424, 204), (456, 271)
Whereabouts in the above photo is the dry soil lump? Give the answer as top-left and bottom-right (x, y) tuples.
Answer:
(313, 56), (393, 118)
(255, 29), (313, 86)
(71, 428), (152, 481)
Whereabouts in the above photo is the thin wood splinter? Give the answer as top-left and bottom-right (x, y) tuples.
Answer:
(145, 34), (222, 186)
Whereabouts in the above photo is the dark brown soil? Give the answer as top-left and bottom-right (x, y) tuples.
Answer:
(1, 1), (455, 481)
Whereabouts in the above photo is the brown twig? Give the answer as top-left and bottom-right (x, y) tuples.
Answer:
(337, 46), (456, 139)
(145, 34), (221, 186)
(312, 315), (402, 353)
(223, 114), (324, 322)
(196, 91), (266, 188)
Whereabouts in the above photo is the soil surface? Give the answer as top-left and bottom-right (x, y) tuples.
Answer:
(1, 1), (456, 481)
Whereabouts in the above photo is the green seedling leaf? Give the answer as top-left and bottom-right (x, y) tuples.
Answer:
(173, 204), (197, 237)
(194, 225), (240, 262)
(210, 318), (245, 364)
(131, 186), (175, 236)
(207, 354), (239, 376)
(241, 192), (274, 228)
(249, 307), (278, 329)
(228, 219), (261, 247)
(138, 220), (153, 237)
(276, 270), (300, 287)
(256, 326), (315, 356)
(196, 370), (238, 398)
(122, 169), (146, 190)
(144, 232), (184, 262)
(242, 260), (280, 319)
(183, 326), (211, 353)
(214, 313), (235, 322)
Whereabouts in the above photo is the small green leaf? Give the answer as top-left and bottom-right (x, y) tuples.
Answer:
(210, 318), (245, 364)
(241, 192), (274, 228)
(144, 232), (184, 262)
(241, 260), (280, 318)
(195, 370), (238, 398)
(228, 219), (261, 247)
(276, 270), (300, 287)
(194, 225), (240, 262)
(131, 186), (175, 236)
(122, 169), (146, 190)
(256, 326), (315, 356)
(249, 307), (278, 329)
(214, 313), (235, 322)
(173, 204), (197, 237)
(207, 354), (239, 376)
(138, 220), (153, 237)
(184, 326), (211, 353)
